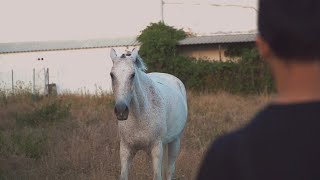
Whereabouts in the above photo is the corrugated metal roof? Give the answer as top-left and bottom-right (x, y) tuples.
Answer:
(0, 37), (139, 54)
(0, 33), (256, 54)
(178, 33), (256, 45)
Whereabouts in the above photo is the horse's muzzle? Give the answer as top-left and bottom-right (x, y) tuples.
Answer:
(114, 102), (129, 121)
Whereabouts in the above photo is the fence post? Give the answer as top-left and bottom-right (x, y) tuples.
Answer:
(33, 68), (35, 94)
(11, 69), (14, 95)
(47, 68), (49, 85)
(44, 68), (49, 95)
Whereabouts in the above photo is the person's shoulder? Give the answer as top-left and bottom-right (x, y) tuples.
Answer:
(197, 106), (271, 180)
(197, 103), (320, 180)
(248, 101), (320, 130)
(206, 105), (274, 156)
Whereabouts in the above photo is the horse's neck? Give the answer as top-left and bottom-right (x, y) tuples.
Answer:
(130, 69), (153, 116)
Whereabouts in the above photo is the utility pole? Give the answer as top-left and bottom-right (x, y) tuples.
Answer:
(160, 0), (164, 22)
(11, 69), (14, 94)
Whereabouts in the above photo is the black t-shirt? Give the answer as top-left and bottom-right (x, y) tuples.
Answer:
(197, 101), (320, 180)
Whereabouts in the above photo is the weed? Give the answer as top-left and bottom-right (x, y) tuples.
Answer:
(0, 131), (5, 152)
(0, 90), (8, 106)
(0, 92), (270, 179)
(15, 99), (71, 127)
(11, 129), (47, 159)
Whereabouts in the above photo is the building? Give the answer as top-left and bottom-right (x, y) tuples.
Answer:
(177, 33), (256, 61)
(0, 33), (256, 94)
(0, 37), (139, 94)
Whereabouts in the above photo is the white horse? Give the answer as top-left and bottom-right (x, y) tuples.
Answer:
(109, 48), (188, 180)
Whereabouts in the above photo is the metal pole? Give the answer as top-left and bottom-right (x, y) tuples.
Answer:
(47, 68), (49, 96)
(11, 69), (14, 94)
(160, 0), (164, 22)
(33, 68), (35, 94)
(47, 68), (50, 86)
(44, 68), (46, 95)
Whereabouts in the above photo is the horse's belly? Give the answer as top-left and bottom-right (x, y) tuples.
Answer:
(164, 100), (188, 143)
(147, 73), (188, 143)
(159, 91), (187, 143)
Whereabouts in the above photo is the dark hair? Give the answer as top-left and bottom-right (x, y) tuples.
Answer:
(258, 0), (320, 60)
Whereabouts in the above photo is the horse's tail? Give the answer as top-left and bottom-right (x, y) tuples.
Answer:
(162, 143), (168, 179)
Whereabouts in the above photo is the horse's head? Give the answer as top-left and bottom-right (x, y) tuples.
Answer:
(109, 48), (146, 120)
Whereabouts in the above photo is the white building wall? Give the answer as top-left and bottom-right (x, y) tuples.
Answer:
(0, 47), (134, 94)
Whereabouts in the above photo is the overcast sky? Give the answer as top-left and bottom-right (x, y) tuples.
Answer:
(0, 0), (257, 43)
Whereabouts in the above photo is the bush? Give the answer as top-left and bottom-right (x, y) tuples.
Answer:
(138, 22), (275, 94)
(0, 89), (8, 106)
(10, 99), (67, 159)
(11, 130), (47, 159)
(0, 131), (5, 152)
(137, 22), (186, 72)
(15, 99), (71, 127)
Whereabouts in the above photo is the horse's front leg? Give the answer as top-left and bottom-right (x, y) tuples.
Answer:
(150, 141), (163, 180)
(120, 141), (135, 180)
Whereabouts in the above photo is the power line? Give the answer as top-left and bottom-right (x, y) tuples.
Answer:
(162, 1), (258, 12)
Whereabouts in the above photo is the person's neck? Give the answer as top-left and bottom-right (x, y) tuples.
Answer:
(273, 61), (320, 104)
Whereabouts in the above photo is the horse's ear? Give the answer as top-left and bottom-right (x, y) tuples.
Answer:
(110, 48), (117, 62)
(131, 48), (138, 62)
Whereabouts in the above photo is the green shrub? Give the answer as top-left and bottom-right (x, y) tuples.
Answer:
(15, 99), (71, 127)
(0, 89), (8, 106)
(11, 130), (47, 159)
(0, 131), (4, 152)
(138, 22), (275, 94)
(137, 22), (186, 72)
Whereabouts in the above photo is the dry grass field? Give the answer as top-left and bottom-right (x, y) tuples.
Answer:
(0, 91), (271, 180)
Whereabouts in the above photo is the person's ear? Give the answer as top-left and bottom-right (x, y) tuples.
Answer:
(256, 35), (273, 60)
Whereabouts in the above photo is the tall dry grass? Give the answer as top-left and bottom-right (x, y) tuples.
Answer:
(0, 92), (271, 180)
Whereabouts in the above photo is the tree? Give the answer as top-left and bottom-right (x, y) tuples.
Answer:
(137, 22), (186, 72)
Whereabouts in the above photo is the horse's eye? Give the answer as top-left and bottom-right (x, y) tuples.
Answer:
(110, 72), (114, 79)
(130, 73), (135, 79)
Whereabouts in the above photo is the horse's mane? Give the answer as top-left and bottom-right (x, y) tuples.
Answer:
(135, 54), (147, 72)
(122, 50), (147, 72)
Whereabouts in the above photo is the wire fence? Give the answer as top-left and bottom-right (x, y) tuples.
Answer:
(0, 68), (51, 95)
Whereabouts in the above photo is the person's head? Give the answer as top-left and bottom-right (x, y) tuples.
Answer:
(256, 0), (320, 62)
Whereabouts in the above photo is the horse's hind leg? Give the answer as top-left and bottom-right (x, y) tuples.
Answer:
(120, 141), (135, 180)
(166, 138), (181, 180)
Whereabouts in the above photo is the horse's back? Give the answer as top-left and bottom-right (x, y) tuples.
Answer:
(148, 72), (187, 102)
(148, 72), (188, 143)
